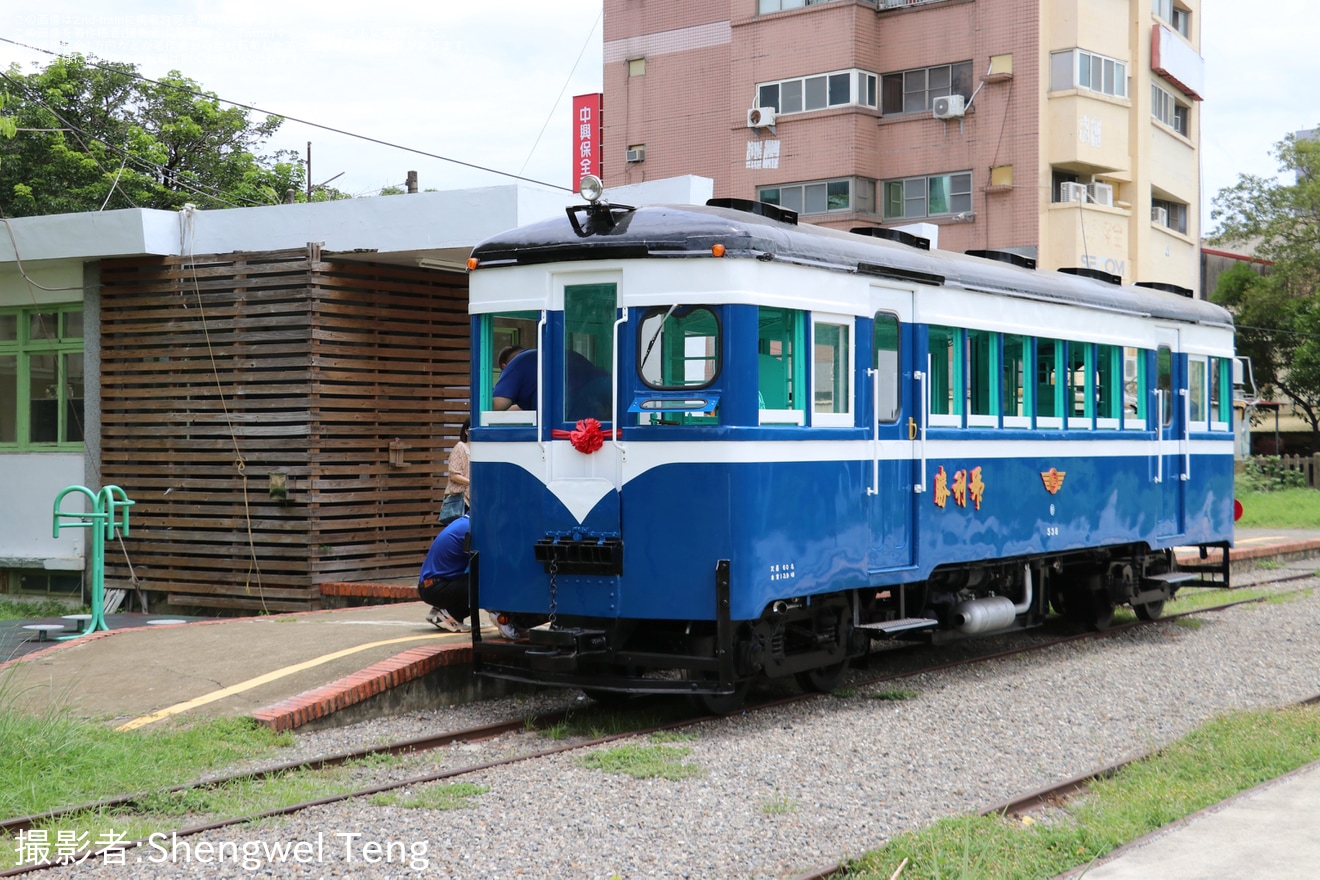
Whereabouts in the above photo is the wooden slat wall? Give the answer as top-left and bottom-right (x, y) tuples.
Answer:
(99, 246), (470, 612)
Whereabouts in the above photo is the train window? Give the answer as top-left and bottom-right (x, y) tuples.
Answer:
(563, 284), (616, 424)
(1210, 357), (1230, 430)
(1156, 346), (1173, 428)
(873, 312), (900, 423)
(1067, 343), (1092, 428)
(1188, 356), (1208, 429)
(1096, 344), (1123, 429)
(1123, 347), (1147, 429)
(812, 315), (852, 426)
(638, 306), (720, 391)
(928, 325), (962, 425)
(1002, 334), (1030, 427)
(1035, 338), (1063, 428)
(967, 329), (997, 426)
(479, 310), (540, 423)
(758, 307), (805, 424)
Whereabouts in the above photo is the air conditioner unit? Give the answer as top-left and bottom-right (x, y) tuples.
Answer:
(932, 94), (966, 119)
(747, 106), (777, 128)
(626, 147), (645, 163)
(1089, 182), (1114, 206)
(1060, 181), (1088, 203)
(1151, 206), (1169, 226)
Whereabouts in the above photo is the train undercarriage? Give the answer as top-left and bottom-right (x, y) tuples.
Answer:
(473, 542), (1231, 714)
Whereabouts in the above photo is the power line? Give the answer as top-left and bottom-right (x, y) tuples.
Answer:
(0, 36), (574, 194)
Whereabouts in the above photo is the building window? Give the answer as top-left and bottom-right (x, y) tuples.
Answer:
(759, 177), (874, 215)
(1049, 49), (1128, 99)
(1151, 83), (1189, 135)
(0, 306), (84, 448)
(757, 69), (878, 115)
(627, 58), (646, 77)
(880, 61), (973, 115)
(759, 0), (842, 11)
(1151, 197), (1189, 234)
(1153, 0), (1190, 37)
(882, 172), (972, 220)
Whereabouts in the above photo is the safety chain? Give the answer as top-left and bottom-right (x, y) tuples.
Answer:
(547, 557), (559, 627)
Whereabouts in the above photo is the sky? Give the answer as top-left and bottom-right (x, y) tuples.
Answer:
(0, 1), (1314, 232)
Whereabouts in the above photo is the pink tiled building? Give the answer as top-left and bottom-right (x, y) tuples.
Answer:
(601, 0), (1204, 294)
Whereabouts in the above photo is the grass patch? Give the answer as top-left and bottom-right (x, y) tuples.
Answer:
(370, 782), (488, 810)
(0, 599), (88, 621)
(1236, 488), (1320, 528)
(578, 744), (704, 780)
(761, 790), (797, 815)
(0, 697), (292, 820)
(1173, 617), (1203, 631)
(841, 705), (1320, 879)
(649, 730), (697, 743)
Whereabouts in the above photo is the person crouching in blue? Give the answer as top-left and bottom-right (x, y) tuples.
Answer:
(419, 513), (472, 632)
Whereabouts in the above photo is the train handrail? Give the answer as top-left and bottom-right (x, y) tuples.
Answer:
(1181, 387), (1190, 481)
(1154, 388), (1164, 484)
(915, 361), (928, 494)
(867, 366), (879, 496)
(536, 310), (547, 458)
(611, 307), (627, 461)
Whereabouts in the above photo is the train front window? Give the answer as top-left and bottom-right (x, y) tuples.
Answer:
(638, 306), (720, 390)
(563, 284), (616, 423)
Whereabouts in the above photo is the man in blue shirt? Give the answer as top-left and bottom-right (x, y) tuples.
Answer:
(418, 514), (472, 631)
(492, 346), (537, 411)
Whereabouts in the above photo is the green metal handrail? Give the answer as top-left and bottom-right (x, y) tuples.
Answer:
(52, 485), (135, 636)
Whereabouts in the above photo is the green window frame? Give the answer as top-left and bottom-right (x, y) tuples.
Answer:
(1123, 347), (1147, 427)
(758, 307), (805, 424)
(1067, 342), (1093, 426)
(1035, 338), (1064, 426)
(928, 325), (962, 423)
(1096, 344), (1123, 427)
(1002, 334), (1030, 424)
(0, 306), (84, 449)
(1211, 357), (1230, 428)
(967, 329), (997, 424)
(478, 310), (539, 418)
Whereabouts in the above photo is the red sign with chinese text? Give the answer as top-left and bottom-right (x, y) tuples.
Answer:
(572, 93), (602, 185)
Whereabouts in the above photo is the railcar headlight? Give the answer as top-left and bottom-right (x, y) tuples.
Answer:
(579, 174), (605, 204)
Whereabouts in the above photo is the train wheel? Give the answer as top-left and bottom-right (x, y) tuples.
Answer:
(1066, 574), (1114, 631)
(795, 660), (849, 694)
(1134, 599), (1165, 621)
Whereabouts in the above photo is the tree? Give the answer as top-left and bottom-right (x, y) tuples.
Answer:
(1209, 130), (1320, 432)
(0, 54), (345, 215)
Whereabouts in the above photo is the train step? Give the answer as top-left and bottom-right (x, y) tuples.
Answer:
(1142, 571), (1201, 586)
(857, 617), (940, 634)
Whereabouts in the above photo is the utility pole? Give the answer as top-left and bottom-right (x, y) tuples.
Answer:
(306, 142), (313, 203)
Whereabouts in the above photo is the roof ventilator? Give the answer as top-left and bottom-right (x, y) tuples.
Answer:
(1058, 266), (1122, 285)
(1135, 281), (1194, 298)
(966, 249), (1037, 270)
(706, 198), (798, 226)
(851, 226), (931, 251)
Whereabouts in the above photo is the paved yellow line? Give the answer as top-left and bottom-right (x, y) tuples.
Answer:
(1234, 536), (1287, 545)
(115, 632), (461, 731)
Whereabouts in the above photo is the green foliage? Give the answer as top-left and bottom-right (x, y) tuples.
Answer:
(1238, 456), (1310, 492)
(0, 54), (350, 215)
(1210, 132), (1320, 430)
(0, 598), (88, 620)
(1236, 487), (1320, 528)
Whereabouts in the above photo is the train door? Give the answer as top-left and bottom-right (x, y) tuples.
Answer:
(867, 286), (916, 571)
(545, 279), (624, 530)
(1154, 328), (1185, 539)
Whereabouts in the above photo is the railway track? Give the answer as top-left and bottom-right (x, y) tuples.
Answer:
(3, 578), (1315, 876)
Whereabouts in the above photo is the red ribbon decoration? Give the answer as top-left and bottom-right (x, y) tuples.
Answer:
(550, 418), (618, 454)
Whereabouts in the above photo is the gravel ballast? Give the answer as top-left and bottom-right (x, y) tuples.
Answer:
(37, 582), (1320, 879)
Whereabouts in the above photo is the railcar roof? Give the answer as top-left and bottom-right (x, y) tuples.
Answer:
(470, 202), (1234, 329)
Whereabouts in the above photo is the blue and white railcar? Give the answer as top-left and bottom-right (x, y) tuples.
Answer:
(466, 191), (1234, 711)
